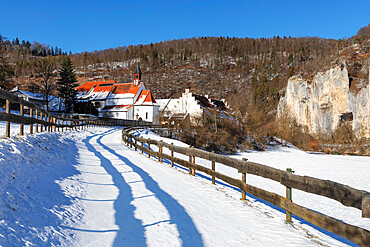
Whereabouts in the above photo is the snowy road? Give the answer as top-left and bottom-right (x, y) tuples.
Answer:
(63, 128), (349, 246)
(0, 127), (363, 246)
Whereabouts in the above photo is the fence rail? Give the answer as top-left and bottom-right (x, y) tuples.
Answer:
(0, 88), (154, 137)
(122, 127), (370, 246)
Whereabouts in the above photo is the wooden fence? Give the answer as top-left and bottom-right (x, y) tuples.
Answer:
(122, 127), (370, 246)
(0, 88), (153, 137)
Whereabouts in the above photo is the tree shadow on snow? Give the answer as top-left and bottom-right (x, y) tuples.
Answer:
(82, 130), (146, 247)
(95, 132), (204, 247)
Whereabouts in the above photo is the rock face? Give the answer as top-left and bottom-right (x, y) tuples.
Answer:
(277, 62), (370, 138)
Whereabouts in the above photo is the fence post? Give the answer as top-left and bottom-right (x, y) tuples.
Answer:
(148, 139), (151, 158)
(141, 141), (143, 154)
(286, 168), (293, 223)
(241, 158), (247, 200)
(20, 104), (24, 136)
(5, 99), (10, 138)
(135, 139), (137, 151)
(40, 113), (43, 132)
(191, 155), (195, 176)
(189, 146), (193, 174)
(363, 193), (370, 218)
(171, 143), (174, 167)
(35, 110), (38, 133)
(30, 108), (33, 134)
(159, 141), (163, 163)
(211, 151), (216, 184)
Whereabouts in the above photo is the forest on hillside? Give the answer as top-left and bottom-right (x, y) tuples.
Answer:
(1, 24), (369, 114)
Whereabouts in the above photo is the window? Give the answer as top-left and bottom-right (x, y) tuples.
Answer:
(146, 112), (148, 120)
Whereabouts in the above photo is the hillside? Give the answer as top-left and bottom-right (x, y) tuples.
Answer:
(2, 25), (369, 115)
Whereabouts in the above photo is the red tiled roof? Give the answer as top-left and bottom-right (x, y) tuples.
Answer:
(111, 82), (142, 95)
(135, 90), (157, 105)
(143, 90), (157, 103)
(76, 80), (116, 92)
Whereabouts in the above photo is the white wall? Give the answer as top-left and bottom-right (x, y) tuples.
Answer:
(105, 98), (134, 106)
(134, 105), (160, 124)
(158, 89), (202, 120)
(179, 89), (202, 117)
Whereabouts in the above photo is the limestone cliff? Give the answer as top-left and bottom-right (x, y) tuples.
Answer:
(277, 62), (370, 138)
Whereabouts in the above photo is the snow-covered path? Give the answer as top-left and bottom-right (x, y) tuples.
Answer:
(0, 127), (363, 246)
(64, 128), (347, 246)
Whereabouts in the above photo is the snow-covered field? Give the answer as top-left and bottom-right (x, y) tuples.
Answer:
(133, 130), (370, 230)
(0, 126), (369, 246)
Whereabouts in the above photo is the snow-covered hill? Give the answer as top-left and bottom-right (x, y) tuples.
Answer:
(0, 127), (369, 246)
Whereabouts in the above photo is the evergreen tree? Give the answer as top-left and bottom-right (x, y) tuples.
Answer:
(57, 56), (78, 112)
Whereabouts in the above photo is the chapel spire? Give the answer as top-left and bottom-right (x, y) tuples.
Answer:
(133, 63), (142, 86)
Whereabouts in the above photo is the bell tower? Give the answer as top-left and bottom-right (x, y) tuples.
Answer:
(133, 63), (142, 86)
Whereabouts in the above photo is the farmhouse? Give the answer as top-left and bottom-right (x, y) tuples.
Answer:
(76, 64), (159, 124)
(157, 89), (232, 125)
(10, 87), (64, 111)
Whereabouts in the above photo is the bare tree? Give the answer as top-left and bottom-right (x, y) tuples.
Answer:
(35, 58), (56, 111)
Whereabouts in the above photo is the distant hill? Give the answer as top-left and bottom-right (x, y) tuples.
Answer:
(2, 24), (369, 118)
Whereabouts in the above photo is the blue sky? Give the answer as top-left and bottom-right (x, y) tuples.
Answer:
(1, 0), (369, 53)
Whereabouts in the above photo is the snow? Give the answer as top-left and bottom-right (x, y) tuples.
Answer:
(0, 126), (368, 246)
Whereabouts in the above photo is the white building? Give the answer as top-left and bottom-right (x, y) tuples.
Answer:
(10, 87), (64, 111)
(157, 89), (232, 125)
(76, 64), (159, 124)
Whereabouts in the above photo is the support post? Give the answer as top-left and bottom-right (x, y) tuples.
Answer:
(363, 192), (370, 218)
(211, 151), (215, 184)
(135, 139), (137, 151)
(35, 110), (38, 133)
(191, 156), (195, 176)
(286, 168), (293, 223)
(159, 141), (163, 163)
(188, 147), (192, 174)
(171, 143), (174, 167)
(40, 113), (43, 132)
(30, 108), (33, 134)
(141, 142), (144, 154)
(5, 99), (10, 138)
(148, 139), (151, 158)
(20, 104), (24, 136)
(241, 158), (247, 200)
